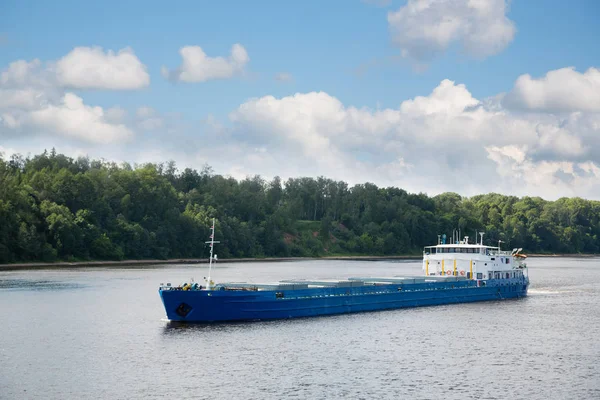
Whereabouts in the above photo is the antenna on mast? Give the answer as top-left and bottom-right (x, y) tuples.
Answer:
(204, 218), (220, 290)
(479, 232), (485, 246)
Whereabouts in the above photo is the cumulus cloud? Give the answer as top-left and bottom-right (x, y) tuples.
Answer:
(55, 47), (149, 90)
(399, 79), (479, 115)
(486, 145), (600, 198)
(224, 76), (600, 199)
(28, 93), (133, 143)
(162, 44), (249, 82)
(0, 51), (139, 144)
(388, 0), (516, 62)
(0, 48), (149, 91)
(0, 88), (46, 110)
(0, 59), (54, 89)
(504, 67), (600, 112)
(0, 60), (61, 117)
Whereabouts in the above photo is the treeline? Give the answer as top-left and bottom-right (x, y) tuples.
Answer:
(1, 150), (599, 263)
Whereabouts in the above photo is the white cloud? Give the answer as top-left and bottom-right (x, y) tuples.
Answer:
(504, 67), (600, 112)
(0, 88), (45, 110)
(399, 79), (479, 115)
(534, 123), (585, 159)
(230, 92), (340, 160)
(28, 93), (133, 143)
(0, 59), (56, 90)
(224, 77), (600, 199)
(0, 50), (140, 145)
(388, 0), (516, 62)
(55, 47), (149, 90)
(1, 48), (149, 91)
(162, 44), (249, 82)
(0, 59), (62, 122)
(1, 59), (41, 86)
(486, 145), (600, 198)
(486, 145), (527, 167)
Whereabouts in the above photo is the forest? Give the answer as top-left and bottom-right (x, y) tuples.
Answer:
(1, 150), (599, 263)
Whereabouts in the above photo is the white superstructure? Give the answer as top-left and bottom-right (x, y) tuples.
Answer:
(422, 234), (528, 281)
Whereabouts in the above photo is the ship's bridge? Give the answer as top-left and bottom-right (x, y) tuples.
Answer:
(424, 243), (510, 256)
(422, 243), (526, 281)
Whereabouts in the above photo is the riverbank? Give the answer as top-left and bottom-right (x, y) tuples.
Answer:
(1, 253), (598, 270)
(0, 255), (421, 270)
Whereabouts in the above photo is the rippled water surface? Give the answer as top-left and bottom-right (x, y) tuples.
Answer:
(1, 258), (599, 399)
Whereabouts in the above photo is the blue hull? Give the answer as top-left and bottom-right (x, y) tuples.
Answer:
(160, 278), (529, 322)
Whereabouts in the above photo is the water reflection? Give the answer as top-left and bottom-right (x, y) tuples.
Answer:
(161, 318), (290, 334)
(0, 278), (84, 291)
(1, 259), (599, 400)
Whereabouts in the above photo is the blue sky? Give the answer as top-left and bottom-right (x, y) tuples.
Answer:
(1, 0), (600, 199)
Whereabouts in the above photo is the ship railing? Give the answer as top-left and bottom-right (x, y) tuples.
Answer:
(159, 282), (204, 291)
(489, 250), (514, 256)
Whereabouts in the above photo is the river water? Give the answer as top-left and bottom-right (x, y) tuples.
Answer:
(1, 258), (599, 399)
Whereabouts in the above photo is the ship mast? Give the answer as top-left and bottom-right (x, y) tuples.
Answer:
(205, 218), (220, 290)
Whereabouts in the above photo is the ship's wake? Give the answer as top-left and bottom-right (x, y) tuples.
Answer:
(529, 288), (577, 295)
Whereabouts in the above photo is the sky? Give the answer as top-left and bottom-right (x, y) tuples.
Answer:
(1, 0), (599, 200)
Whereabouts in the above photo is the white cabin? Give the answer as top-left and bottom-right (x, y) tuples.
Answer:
(422, 237), (527, 281)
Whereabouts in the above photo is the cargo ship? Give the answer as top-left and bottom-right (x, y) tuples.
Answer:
(159, 222), (529, 322)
